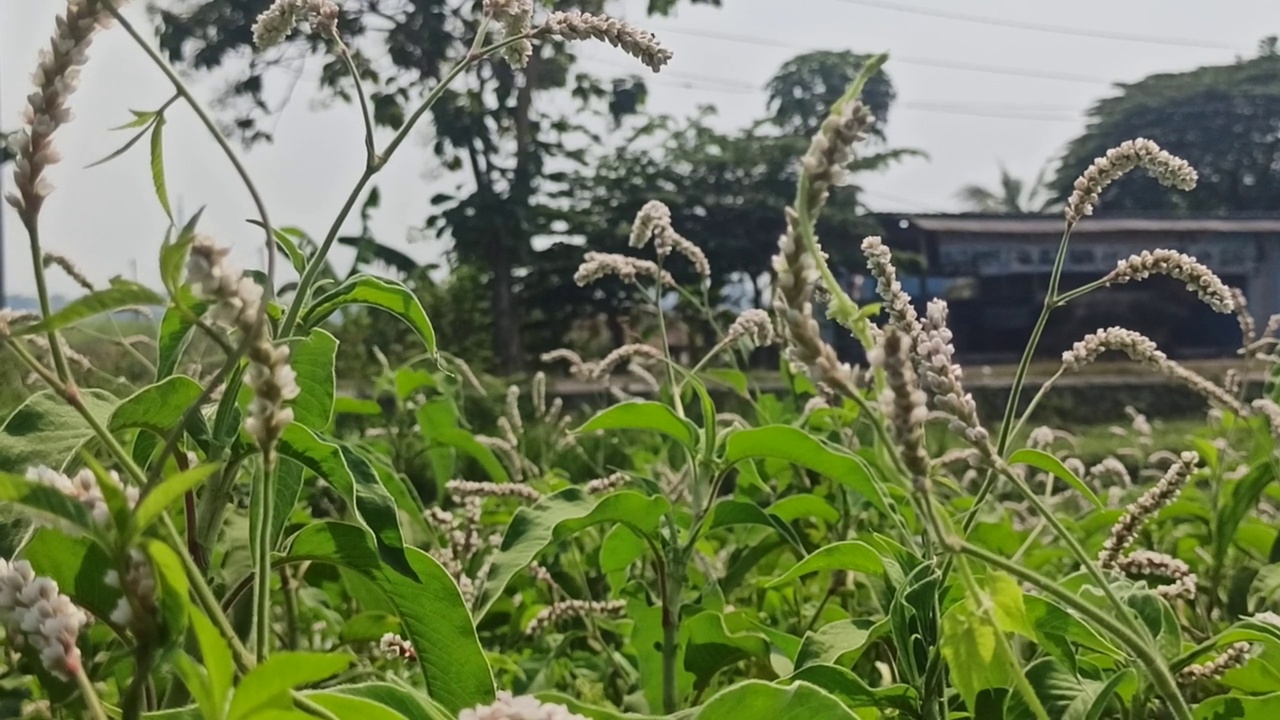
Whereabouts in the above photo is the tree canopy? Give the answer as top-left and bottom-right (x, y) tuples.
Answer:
(1051, 43), (1280, 214)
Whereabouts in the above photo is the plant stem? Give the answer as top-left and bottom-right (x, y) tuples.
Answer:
(279, 26), (534, 339)
(338, 44), (378, 168)
(20, 223), (70, 381)
(955, 541), (1193, 720)
(74, 667), (110, 720)
(253, 458), (278, 661)
(102, 1), (276, 295)
(660, 554), (682, 714)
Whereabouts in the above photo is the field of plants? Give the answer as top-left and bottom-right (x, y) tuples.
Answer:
(3, 2), (1280, 719)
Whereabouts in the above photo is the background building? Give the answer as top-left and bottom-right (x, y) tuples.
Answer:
(838, 214), (1280, 362)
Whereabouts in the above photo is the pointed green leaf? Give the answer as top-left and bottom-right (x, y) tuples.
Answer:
(0, 389), (118, 474)
(302, 275), (436, 355)
(308, 682), (447, 720)
(189, 609), (234, 719)
(693, 680), (858, 719)
(287, 522), (494, 713)
(683, 611), (772, 690)
(722, 426), (890, 515)
(785, 664), (917, 713)
(15, 279), (162, 336)
(574, 401), (698, 448)
(478, 488), (669, 619)
(248, 222), (309, 276)
(132, 464), (219, 535)
(276, 425), (406, 561)
(156, 305), (199, 379)
(1008, 449), (1102, 509)
(941, 597), (1015, 712)
(766, 541), (885, 588)
(794, 619), (887, 670)
(1192, 691), (1280, 719)
(290, 329), (338, 429)
(703, 499), (805, 554)
(150, 115), (174, 222)
(227, 652), (352, 720)
(23, 530), (119, 621)
(110, 375), (211, 453)
(0, 470), (95, 531)
(1004, 657), (1108, 720)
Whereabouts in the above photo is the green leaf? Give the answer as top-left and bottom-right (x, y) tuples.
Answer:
(794, 619), (887, 670)
(172, 655), (218, 720)
(248, 222), (309, 276)
(1083, 669), (1134, 720)
(297, 694), (407, 720)
(1004, 657), (1108, 720)
(338, 613), (400, 645)
(146, 537), (191, 642)
(941, 597), (1015, 713)
(1008, 449), (1103, 509)
(227, 652), (352, 720)
(132, 464), (219, 536)
(0, 471), (95, 532)
(270, 459), (305, 550)
(721, 426), (890, 515)
(987, 571), (1036, 640)
(110, 376), (211, 452)
(1023, 596), (1121, 659)
(599, 525), (647, 574)
(0, 389), (118, 474)
(692, 680), (858, 719)
(478, 488), (669, 619)
(276, 425), (406, 562)
(1218, 461), (1276, 569)
(86, 116), (157, 168)
(1193, 692), (1280, 719)
(150, 115), (174, 222)
(421, 426), (509, 483)
(16, 279), (163, 336)
(290, 329), (338, 429)
(574, 401), (698, 448)
(701, 368), (749, 397)
(785, 664), (917, 713)
(287, 522), (494, 713)
(530, 693), (662, 720)
(302, 275), (436, 355)
(336, 397), (383, 416)
(156, 305), (198, 379)
(22, 530), (119, 621)
(766, 541), (885, 588)
(309, 683), (446, 720)
(683, 612), (772, 690)
(189, 609), (234, 720)
(703, 500), (805, 554)
(767, 494), (840, 525)
(159, 211), (204, 300)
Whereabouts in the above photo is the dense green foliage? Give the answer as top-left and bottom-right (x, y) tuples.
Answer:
(3, 4), (1280, 720)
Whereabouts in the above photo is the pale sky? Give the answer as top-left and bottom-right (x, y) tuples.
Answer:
(2, 0), (1276, 297)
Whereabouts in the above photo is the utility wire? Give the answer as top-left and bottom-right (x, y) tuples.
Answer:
(827, 0), (1239, 50)
(649, 25), (1115, 85)
(584, 57), (1084, 123)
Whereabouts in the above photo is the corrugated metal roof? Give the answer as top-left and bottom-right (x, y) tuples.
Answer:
(900, 216), (1280, 234)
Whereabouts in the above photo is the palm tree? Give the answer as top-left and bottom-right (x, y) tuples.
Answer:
(956, 164), (1058, 214)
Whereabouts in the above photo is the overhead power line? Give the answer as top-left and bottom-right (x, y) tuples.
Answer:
(584, 57), (1084, 123)
(649, 25), (1114, 85)
(828, 0), (1240, 51)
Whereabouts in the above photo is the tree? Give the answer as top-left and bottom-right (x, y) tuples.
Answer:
(1051, 46), (1280, 213)
(534, 52), (917, 356)
(955, 164), (1056, 214)
(154, 0), (718, 373)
